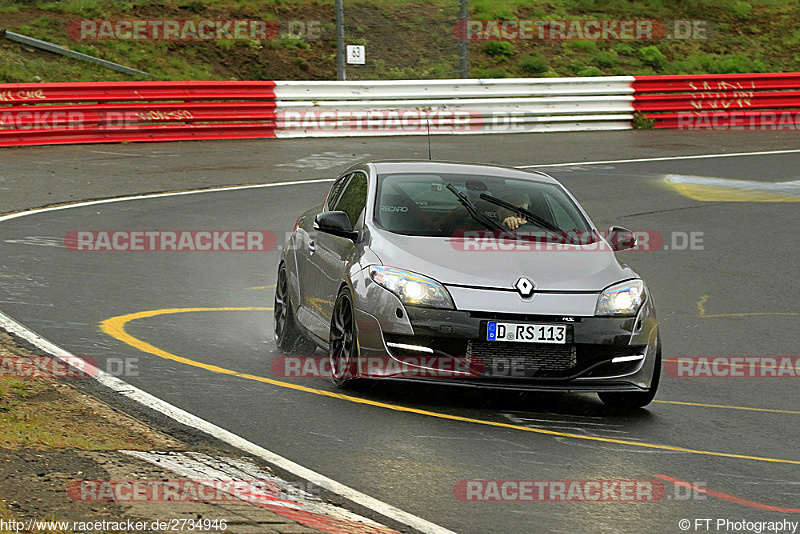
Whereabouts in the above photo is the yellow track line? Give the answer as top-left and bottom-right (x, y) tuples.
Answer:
(654, 400), (800, 415)
(100, 307), (800, 466)
(697, 294), (800, 318)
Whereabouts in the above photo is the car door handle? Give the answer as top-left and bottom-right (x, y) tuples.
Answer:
(308, 240), (316, 252)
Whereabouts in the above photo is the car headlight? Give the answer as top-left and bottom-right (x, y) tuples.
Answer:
(369, 266), (454, 309)
(595, 279), (646, 316)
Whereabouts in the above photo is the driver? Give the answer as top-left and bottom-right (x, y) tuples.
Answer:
(497, 193), (532, 230)
(502, 207), (528, 230)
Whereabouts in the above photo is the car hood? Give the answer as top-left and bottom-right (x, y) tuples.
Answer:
(369, 229), (637, 292)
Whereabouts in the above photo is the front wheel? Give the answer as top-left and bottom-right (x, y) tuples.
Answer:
(329, 287), (361, 388)
(598, 336), (661, 410)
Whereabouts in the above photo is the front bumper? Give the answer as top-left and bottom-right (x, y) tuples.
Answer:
(352, 276), (659, 393)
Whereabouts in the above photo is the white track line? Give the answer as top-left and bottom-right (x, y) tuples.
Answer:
(0, 310), (453, 534)
(1, 147), (798, 532)
(516, 148), (800, 168)
(0, 178), (335, 224)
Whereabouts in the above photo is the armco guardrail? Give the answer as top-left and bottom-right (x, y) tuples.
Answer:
(272, 78), (634, 137)
(633, 73), (800, 129)
(0, 77), (634, 147)
(3, 74), (800, 147)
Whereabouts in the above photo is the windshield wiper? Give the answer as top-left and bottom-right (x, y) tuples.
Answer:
(478, 192), (580, 245)
(445, 183), (508, 234)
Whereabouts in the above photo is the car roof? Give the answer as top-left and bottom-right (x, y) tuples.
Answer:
(361, 160), (557, 184)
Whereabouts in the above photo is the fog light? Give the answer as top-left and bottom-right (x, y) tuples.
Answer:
(386, 342), (434, 354)
(611, 354), (645, 364)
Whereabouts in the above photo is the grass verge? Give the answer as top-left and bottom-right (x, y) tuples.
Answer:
(0, 0), (798, 82)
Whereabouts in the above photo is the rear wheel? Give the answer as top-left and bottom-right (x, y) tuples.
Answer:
(598, 336), (661, 410)
(274, 264), (303, 351)
(329, 287), (361, 388)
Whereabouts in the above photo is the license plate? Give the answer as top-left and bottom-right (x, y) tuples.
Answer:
(486, 322), (566, 344)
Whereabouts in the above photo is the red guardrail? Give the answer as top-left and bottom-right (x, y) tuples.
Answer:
(0, 81), (277, 147)
(633, 73), (800, 93)
(633, 73), (800, 129)
(0, 81), (276, 103)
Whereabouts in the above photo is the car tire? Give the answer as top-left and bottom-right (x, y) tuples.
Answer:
(598, 335), (661, 410)
(329, 286), (361, 389)
(274, 263), (305, 351)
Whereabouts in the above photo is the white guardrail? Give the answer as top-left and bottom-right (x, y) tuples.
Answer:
(271, 77), (636, 137)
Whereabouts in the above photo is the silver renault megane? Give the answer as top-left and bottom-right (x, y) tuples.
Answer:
(275, 161), (660, 409)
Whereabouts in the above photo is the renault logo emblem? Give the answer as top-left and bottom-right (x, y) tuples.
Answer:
(515, 277), (535, 297)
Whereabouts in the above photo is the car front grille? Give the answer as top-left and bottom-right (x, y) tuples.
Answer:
(466, 341), (577, 378)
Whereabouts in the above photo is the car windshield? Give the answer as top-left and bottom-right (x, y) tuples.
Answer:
(375, 172), (595, 241)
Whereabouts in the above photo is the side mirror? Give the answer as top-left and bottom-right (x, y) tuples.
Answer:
(607, 226), (637, 251)
(314, 211), (359, 240)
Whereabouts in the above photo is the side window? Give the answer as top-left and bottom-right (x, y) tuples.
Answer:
(544, 190), (582, 229)
(325, 174), (350, 209)
(332, 172), (368, 228)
